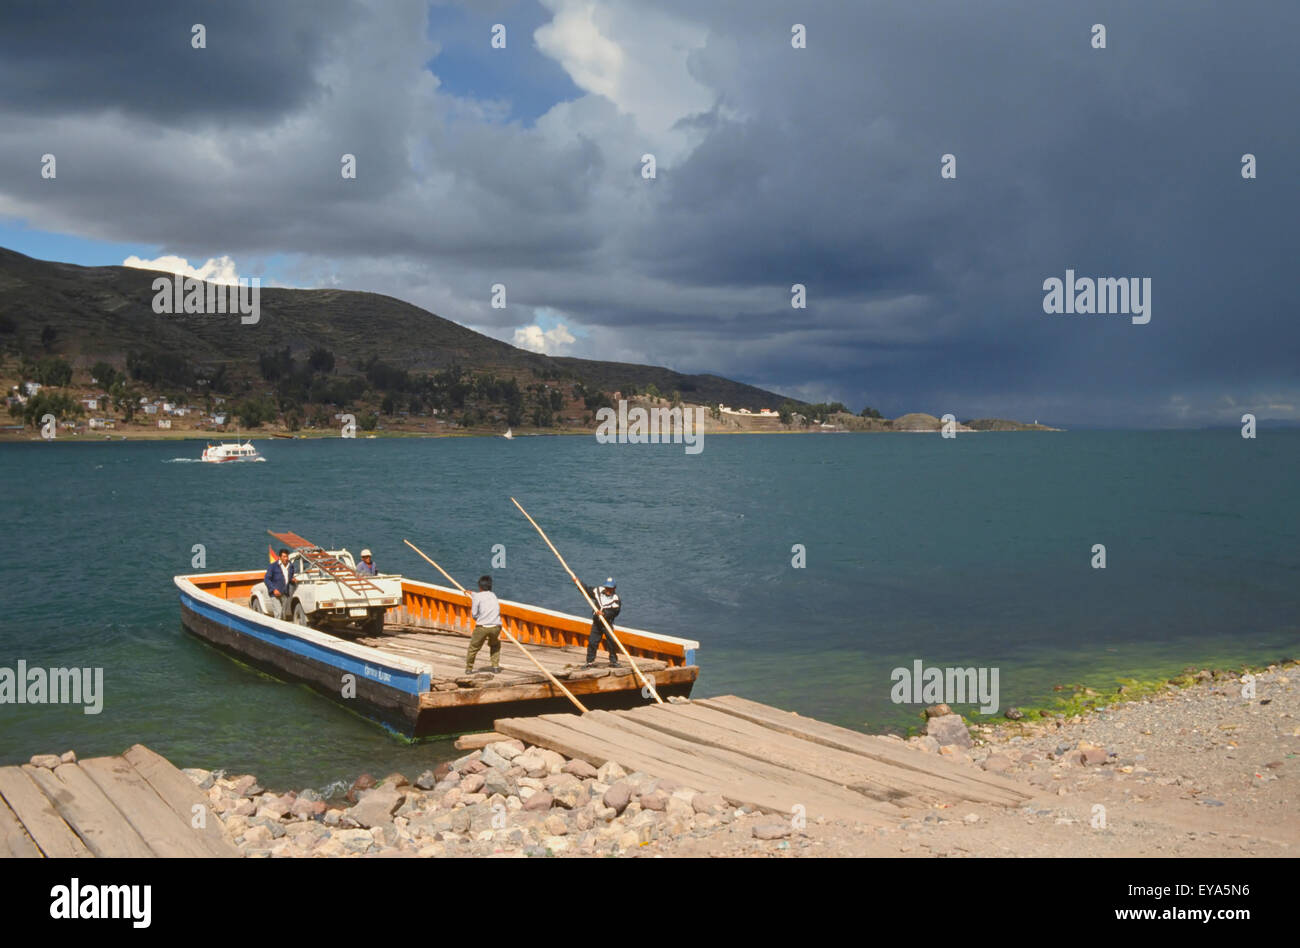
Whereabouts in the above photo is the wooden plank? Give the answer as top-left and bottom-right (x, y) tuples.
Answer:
(0, 796), (42, 858)
(617, 705), (947, 806)
(584, 710), (905, 817)
(421, 664), (697, 709)
(697, 695), (1032, 801)
(80, 756), (225, 858)
(541, 712), (890, 823)
(453, 732), (508, 751)
(121, 745), (240, 855)
(0, 766), (91, 858)
(495, 714), (824, 818)
(24, 764), (155, 858)
(641, 703), (1026, 806)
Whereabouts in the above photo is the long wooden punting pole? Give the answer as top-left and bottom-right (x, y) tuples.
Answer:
(402, 538), (588, 714)
(509, 497), (663, 704)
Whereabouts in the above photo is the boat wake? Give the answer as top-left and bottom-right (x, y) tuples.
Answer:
(162, 458), (204, 463)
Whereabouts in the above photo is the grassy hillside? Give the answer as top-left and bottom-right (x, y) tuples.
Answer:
(0, 247), (799, 411)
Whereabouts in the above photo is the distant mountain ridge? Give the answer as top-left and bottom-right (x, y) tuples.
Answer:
(0, 246), (801, 410)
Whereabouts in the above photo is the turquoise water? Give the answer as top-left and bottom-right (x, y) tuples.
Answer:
(1, 431), (1296, 792)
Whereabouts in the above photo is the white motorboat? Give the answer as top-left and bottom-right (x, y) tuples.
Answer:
(201, 440), (264, 462)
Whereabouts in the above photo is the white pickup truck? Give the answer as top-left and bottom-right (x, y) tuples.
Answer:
(250, 548), (403, 636)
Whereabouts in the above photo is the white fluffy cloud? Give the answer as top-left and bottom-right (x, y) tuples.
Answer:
(123, 254), (243, 284)
(513, 321), (576, 354)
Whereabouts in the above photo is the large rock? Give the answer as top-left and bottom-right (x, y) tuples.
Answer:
(29, 754), (62, 769)
(345, 788), (405, 828)
(414, 770), (439, 791)
(922, 714), (972, 749)
(543, 814), (569, 836)
(981, 753), (1014, 773)
(924, 704), (952, 718)
(459, 773), (486, 795)
(480, 746), (511, 771)
(665, 797), (694, 822)
(379, 772), (409, 789)
(603, 781), (632, 815)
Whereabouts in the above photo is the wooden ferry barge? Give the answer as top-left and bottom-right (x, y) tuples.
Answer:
(174, 570), (700, 738)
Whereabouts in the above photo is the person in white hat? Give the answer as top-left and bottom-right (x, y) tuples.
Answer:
(356, 549), (377, 576)
(583, 577), (622, 668)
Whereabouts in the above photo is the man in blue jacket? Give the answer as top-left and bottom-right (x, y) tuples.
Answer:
(265, 548), (298, 619)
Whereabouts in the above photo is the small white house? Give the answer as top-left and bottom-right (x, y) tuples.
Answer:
(82, 397), (100, 411)
(23, 382), (40, 397)
(157, 418), (172, 429)
(213, 414), (227, 425)
(144, 404), (158, 415)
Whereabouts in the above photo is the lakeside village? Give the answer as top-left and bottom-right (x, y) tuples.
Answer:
(1, 347), (1052, 442)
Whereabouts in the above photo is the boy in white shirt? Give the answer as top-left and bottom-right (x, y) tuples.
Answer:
(466, 575), (503, 674)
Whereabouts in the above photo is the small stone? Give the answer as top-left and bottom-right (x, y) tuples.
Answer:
(182, 768), (214, 790)
(333, 828), (376, 853)
(59, 750), (77, 764)
(415, 770), (438, 790)
(1004, 707), (1024, 720)
(483, 769), (516, 798)
(486, 740), (524, 761)
(603, 781), (632, 815)
(596, 761), (627, 783)
(691, 791), (725, 814)
(233, 775), (263, 797)
(543, 814), (569, 836)
(241, 824), (274, 847)
(346, 773), (376, 804)
(480, 747), (510, 770)
(380, 772), (409, 789)
(923, 714), (972, 749)
(639, 789), (669, 812)
(323, 808), (344, 826)
(522, 791), (553, 812)
(562, 758), (599, 779)
(460, 773), (486, 795)
(924, 704), (952, 718)
(751, 822), (790, 840)
(982, 754), (1014, 773)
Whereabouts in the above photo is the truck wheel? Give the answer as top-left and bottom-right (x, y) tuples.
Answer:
(362, 610), (385, 636)
(292, 601), (310, 627)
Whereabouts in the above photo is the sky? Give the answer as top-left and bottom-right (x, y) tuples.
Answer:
(0, 0), (1295, 427)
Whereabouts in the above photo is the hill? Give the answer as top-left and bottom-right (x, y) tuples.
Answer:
(0, 246), (800, 414)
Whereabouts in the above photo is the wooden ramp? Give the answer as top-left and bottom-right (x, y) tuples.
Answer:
(0, 745), (240, 858)
(496, 695), (1033, 826)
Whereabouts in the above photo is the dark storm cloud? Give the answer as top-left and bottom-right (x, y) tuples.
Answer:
(0, 0), (354, 123)
(0, 0), (1295, 426)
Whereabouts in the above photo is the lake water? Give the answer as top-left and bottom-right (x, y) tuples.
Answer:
(1, 430), (1295, 792)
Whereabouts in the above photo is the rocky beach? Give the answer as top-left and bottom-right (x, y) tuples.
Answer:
(27, 659), (1289, 859)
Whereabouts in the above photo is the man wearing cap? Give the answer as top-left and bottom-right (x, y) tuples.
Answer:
(356, 549), (377, 576)
(583, 578), (622, 668)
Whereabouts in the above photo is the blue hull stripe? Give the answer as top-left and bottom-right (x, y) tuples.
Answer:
(181, 592), (430, 695)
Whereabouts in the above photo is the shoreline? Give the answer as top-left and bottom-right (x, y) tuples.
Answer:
(21, 655), (1290, 858)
